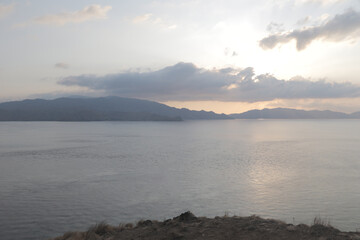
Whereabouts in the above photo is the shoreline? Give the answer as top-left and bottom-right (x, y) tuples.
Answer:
(50, 211), (360, 240)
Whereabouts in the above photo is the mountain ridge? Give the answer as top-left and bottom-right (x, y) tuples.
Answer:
(231, 107), (358, 119)
(0, 96), (230, 121)
(1, 97), (360, 121)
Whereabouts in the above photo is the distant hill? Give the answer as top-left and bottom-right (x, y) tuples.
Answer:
(2, 98), (359, 121)
(350, 111), (360, 118)
(230, 108), (352, 119)
(0, 97), (230, 121)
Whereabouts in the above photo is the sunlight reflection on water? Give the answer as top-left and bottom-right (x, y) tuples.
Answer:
(1, 120), (360, 240)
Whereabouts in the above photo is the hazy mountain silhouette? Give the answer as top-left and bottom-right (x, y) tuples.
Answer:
(0, 97), (230, 121)
(1, 98), (359, 121)
(230, 108), (352, 119)
(350, 111), (360, 118)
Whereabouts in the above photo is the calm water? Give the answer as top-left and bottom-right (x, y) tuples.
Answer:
(1, 120), (360, 239)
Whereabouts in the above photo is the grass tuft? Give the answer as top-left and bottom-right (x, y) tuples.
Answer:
(312, 216), (331, 227)
(85, 221), (115, 239)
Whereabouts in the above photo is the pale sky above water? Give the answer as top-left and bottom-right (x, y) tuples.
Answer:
(1, 0), (360, 113)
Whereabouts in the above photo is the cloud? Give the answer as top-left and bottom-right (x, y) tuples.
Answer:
(32, 5), (112, 26)
(296, 16), (311, 26)
(260, 9), (360, 51)
(0, 4), (14, 18)
(266, 22), (284, 33)
(224, 48), (238, 57)
(55, 62), (69, 69)
(58, 62), (360, 102)
(297, 0), (345, 5)
(132, 13), (153, 24)
(132, 13), (177, 29)
(28, 90), (102, 100)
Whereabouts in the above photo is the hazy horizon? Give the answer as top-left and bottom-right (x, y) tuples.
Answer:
(2, 95), (360, 115)
(2, 0), (360, 113)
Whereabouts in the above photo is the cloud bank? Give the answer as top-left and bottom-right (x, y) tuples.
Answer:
(33, 5), (112, 26)
(58, 62), (360, 102)
(260, 9), (360, 51)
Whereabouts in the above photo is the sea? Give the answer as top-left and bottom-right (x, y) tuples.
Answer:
(0, 120), (360, 240)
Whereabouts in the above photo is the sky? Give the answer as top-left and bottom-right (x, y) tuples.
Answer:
(1, 0), (360, 113)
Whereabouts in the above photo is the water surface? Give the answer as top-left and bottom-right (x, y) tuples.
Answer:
(1, 120), (360, 239)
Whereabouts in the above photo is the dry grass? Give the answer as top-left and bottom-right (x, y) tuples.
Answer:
(52, 231), (85, 240)
(312, 216), (331, 227)
(50, 212), (360, 240)
(52, 221), (116, 240)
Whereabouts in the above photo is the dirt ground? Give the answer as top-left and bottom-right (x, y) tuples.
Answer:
(51, 211), (360, 240)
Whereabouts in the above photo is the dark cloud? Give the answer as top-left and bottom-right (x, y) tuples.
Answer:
(58, 62), (360, 102)
(260, 9), (360, 51)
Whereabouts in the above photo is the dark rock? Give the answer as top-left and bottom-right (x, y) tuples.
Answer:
(310, 224), (340, 237)
(247, 226), (256, 231)
(174, 211), (197, 222)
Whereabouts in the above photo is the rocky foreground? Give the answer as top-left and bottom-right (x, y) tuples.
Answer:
(51, 212), (360, 240)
